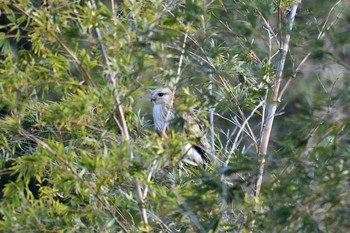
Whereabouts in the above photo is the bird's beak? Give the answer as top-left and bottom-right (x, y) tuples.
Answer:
(151, 97), (156, 102)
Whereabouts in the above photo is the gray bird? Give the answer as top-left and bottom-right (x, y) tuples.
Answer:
(151, 88), (209, 165)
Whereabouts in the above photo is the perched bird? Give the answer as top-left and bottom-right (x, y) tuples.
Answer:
(150, 88), (174, 136)
(151, 87), (209, 165)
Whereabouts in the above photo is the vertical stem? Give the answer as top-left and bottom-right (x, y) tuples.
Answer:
(162, 29), (189, 135)
(248, 3), (301, 232)
(90, 0), (147, 228)
(254, 0), (301, 208)
(251, 0), (346, 229)
(209, 74), (215, 155)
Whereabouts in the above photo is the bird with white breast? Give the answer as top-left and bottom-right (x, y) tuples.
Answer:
(150, 87), (209, 165)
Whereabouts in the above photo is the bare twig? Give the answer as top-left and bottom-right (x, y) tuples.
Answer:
(319, 0), (343, 40)
(213, 113), (256, 149)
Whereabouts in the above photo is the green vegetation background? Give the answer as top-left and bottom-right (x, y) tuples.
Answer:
(0, 0), (349, 232)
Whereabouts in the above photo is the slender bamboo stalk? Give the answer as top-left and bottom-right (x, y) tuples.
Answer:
(247, 2), (302, 232)
(89, 1), (147, 229)
(254, 0), (301, 210)
(162, 30), (189, 135)
(209, 75), (215, 156)
(250, 0), (346, 230)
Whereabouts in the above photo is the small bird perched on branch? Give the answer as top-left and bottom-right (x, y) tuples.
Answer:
(151, 87), (209, 165)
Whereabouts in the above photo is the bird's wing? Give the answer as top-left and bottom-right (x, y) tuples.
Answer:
(182, 113), (210, 164)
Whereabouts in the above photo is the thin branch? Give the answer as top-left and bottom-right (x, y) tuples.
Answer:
(135, 179), (148, 227)
(88, 0), (147, 227)
(95, 27), (109, 66)
(184, 34), (259, 152)
(258, 12), (280, 47)
(209, 74), (216, 157)
(147, 211), (174, 233)
(142, 160), (156, 199)
(230, 100), (265, 159)
(278, 52), (310, 101)
(319, 0), (342, 40)
(277, 0), (345, 101)
(162, 29), (189, 135)
(90, 7), (130, 142)
(213, 113), (251, 142)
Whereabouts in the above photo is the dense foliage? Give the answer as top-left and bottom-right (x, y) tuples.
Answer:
(0, 0), (349, 232)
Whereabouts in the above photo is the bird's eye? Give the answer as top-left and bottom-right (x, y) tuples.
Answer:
(158, 93), (164, 97)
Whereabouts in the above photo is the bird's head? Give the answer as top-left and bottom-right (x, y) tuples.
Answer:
(151, 88), (173, 105)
